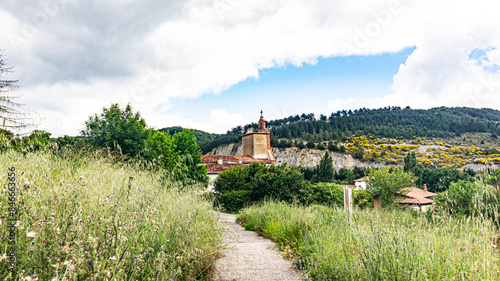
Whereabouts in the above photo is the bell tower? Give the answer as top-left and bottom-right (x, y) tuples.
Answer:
(242, 111), (275, 163)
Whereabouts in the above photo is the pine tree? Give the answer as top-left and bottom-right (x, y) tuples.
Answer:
(1, 52), (26, 130)
(404, 151), (418, 173)
(315, 151), (334, 183)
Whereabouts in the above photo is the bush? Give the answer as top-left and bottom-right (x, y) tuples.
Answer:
(250, 164), (306, 203)
(301, 183), (343, 206)
(217, 190), (252, 213)
(353, 189), (374, 208)
(306, 141), (316, 149)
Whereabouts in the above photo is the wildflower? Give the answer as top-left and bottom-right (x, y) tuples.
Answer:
(62, 245), (72, 253)
(105, 271), (111, 276)
(14, 221), (22, 227)
(26, 231), (37, 238)
(110, 256), (117, 262)
(0, 253), (7, 262)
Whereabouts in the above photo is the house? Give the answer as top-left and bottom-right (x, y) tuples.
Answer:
(202, 112), (276, 190)
(397, 184), (437, 211)
(353, 177), (370, 190)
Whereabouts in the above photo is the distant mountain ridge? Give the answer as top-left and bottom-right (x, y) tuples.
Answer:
(201, 107), (500, 153)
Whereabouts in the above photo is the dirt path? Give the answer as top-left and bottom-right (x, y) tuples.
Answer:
(213, 212), (304, 281)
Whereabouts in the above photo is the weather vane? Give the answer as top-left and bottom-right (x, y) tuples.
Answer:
(260, 110), (263, 118)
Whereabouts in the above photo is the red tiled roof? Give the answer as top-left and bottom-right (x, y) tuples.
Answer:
(202, 155), (257, 163)
(398, 197), (435, 205)
(206, 163), (249, 174)
(354, 176), (374, 182)
(400, 187), (437, 199)
(202, 154), (275, 173)
(397, 187), (437, 205)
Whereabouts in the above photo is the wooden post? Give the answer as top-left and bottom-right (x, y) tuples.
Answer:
(344, 186), (353, 217)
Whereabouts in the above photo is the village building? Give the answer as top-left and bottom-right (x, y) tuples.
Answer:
(202, 112), (276, 189)
(397, 184), (437, 211)
(353, 176), (369, 190)
(351, 177), (437, 211)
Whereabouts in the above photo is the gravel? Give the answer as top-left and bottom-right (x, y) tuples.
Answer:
(213, 212), (304, 281)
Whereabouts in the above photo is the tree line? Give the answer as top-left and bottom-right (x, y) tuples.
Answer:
(202, 106), (500, 153)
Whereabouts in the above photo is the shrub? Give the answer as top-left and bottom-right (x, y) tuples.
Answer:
(301, 183), (343, 206)
(217, 190), (252, 214)
(353, 189), (374, 208)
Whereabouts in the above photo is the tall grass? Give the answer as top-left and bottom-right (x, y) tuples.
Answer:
(238, 202), (499, 280)
(0, 149), (223, 280)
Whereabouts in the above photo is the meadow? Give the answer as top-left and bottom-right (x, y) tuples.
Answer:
(238, 201), (500, 280)
(0, 149), (224, 280)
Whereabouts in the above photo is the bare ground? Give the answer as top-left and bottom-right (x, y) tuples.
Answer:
(212, 212), (304, 281)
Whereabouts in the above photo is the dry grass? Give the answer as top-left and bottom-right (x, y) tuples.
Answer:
(0, 149), (224, 280)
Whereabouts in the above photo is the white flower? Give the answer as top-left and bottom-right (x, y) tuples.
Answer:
(0, 219), (2, 226)
(26, 231), (37, 238)
(109, 256), (117, 262)
(0, 253), (7, 262)
(14, 221), (22, 227)
(63, 260), (74, 268)
(118, 235), (128, 242)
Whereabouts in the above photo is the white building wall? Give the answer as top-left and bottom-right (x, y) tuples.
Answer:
(354, 181), (367, 190)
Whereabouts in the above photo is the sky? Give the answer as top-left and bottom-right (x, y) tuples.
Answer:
(0, 0), (499, 136)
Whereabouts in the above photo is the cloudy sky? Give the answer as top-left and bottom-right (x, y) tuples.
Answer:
(1, 0), (499, 136)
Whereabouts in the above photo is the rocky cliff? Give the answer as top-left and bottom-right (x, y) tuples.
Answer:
(208, 143), (389, 170)
(208, 143), (499, 171)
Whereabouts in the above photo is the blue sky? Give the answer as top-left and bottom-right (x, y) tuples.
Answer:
(167, 47), (416, 129)
(1, 0), (499, 135)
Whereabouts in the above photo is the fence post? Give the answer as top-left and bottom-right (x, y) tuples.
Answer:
(344, 186), (353, 218)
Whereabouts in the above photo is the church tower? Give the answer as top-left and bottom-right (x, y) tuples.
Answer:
(242, 111), (275, 163)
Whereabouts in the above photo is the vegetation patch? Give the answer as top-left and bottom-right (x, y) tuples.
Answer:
(238, 201), (499, 280)
(0, 150), (223, 280)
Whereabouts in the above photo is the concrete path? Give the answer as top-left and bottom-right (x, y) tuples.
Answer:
(213, 212), (304, 281)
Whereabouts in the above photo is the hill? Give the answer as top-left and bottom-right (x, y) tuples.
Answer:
(159, 126), (220, 146)
(201, 106), (500, 153)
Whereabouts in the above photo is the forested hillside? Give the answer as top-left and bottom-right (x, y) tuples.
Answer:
(159, 126), (220, 146)
(201, 107), (500, 153)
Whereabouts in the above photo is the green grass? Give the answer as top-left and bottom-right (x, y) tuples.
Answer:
(238, 202), (500, 280)
(0, 149), (224, 280)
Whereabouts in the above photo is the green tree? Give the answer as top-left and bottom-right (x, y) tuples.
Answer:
(251, 164), (306, 202)
(172, 129), (208, 183)
(301, 182), (343, 206)
(434, 180), (480, 217)
(367, 167), (417, 207)
(404, 151), (418, 173)
(142, 130), (178, 169)
(81, 103), (149, 157)
(313, 151), (334, 183)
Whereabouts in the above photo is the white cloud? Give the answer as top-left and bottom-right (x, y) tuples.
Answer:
(207, 109), (244, 133)
(1, 0), (500, 136)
